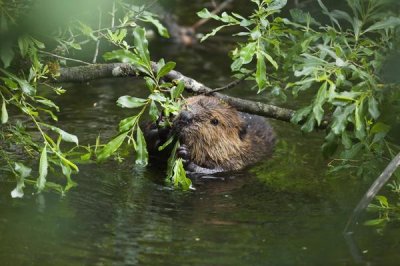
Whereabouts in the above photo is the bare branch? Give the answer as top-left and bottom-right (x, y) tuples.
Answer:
(39, 51), (92, 65)
(93, 8), (102, 64)
(207, 70), (255, 94)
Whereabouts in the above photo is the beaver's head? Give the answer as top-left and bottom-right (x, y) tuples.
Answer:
(173, 95), (249, 169)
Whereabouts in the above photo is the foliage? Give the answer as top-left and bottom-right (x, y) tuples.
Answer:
(100, 26), (191, 189)
(198, 0), (400, 176)
(365, 174), (400, 227)
(0, 0), (176, 196)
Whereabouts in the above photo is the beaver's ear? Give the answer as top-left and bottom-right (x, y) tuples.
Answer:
(239, 123), (247, 140)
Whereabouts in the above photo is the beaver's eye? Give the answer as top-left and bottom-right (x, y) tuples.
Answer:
(210, 118), (219, 126)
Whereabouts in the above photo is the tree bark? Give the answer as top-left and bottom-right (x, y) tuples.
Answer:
(56, 63), (296, 122)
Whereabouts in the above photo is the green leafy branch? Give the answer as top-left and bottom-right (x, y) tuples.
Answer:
(198, 0), (286, 92)
(98, 26), (191, 189)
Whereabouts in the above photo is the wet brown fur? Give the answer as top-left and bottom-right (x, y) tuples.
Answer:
(174, 95), (275, 171)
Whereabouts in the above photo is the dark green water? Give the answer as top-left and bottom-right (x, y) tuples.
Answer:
(1, 1), (400, 265)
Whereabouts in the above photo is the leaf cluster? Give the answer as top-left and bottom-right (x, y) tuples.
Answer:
(199, 0), (400, 174)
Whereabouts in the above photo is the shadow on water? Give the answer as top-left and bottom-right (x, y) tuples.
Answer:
(1, 1), (400, 265)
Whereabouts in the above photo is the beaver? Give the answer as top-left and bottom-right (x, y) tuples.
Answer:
(172, 95), (276, 174)
(143, 95), (275, 174)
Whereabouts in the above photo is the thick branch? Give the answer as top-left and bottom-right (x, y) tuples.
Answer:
(56, 63), (295, 122)
(57, 63), (136, 82)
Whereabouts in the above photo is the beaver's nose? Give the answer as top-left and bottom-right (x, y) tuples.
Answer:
(179, 110), (193, 124)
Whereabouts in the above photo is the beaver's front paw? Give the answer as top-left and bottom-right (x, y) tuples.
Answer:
(176, 144), (190, 166)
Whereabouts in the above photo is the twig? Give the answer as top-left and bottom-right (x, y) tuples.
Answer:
(207, 70), (256, 94)
(39, 51), (92, 65)
(111, 1), (116, 28)
(192, 0), (234, 29)
(93, 8), (102, 64)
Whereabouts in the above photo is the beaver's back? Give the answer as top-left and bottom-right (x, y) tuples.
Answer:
(239, 112), (276, 166)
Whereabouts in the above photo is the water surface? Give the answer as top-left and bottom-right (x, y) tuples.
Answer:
(1, 1), (400, 265)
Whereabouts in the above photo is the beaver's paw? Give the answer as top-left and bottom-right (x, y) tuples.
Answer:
(176, 145), (190, 166)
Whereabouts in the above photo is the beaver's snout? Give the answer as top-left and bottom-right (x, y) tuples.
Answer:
(174, 110), (193, 127)
(173, 110), (194, 137)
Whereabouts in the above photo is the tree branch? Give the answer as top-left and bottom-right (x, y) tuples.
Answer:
(192, 0), (234, 29)
(56, 62), (296, 122)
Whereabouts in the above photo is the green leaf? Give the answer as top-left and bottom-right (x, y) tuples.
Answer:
(149, 92), (167, 102)
(341, 131), (352, 149)
(97, 132), (128, 162)
(44, 182), (64, 194)
(166, 141), (180, 178)
(376, 195), (389, 208)
(267, 0), (288, 12)
(46, 125), (79, 145)
(19, 79), (36, 96)
(256, 52), (267, 91)
(36, 145), (48, 192)
(368, 97), (380, 120)
(119, 115), (139, 132)
(220, 12), (238, 23)
(15, 162), (32, 178)
(197, 8), (222, 20)
(141, 15), (170, 38)
(36, 98), (60, 112)
(157, 61), (176, 79)
(0, 42), (14, 68)
(144, 76), (156, 92)
(329, 9), (352, 25)
(301, 114), (315, 133)
(261, 51), (278, 70)
(290, 9), (319, 25)
(169, 158), (192, 190)
(103, 49), (151, 76)
(0, 69), (36, 95)
(158, 135), (174, 151)
(135, 127), (148, 166)
(11, 163), (32, 198)
(200, 24), (232, 42)
(363, 17), (400, 33)
(149, 101), (159, 122)
(331, 105), (354, 134)
(60, 163), (77, 192)
(291, 105), (312, 124)
(239, 42), (257, 65)
(312, 82), (327, 126)
(341, 142), (363, 159)
(1, 99), (8, 124)
(355, 102), (363, 131)
(364, 218), (387, 226)
(18, 37), (29, 57)
(117, 96), (147, 108)
(39, 108), (58, 121)
(371, 122), (390, 144)
(77, 21), (96, 40)
(170, 81), (185, 100)
(133, 27), (150, 67)
(370, 122), (390, 134)
(1, 77), (18, 89)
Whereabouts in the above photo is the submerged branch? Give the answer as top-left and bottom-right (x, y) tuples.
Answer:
(56, 62), (295, 122)
(344, 152), (400, 233)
